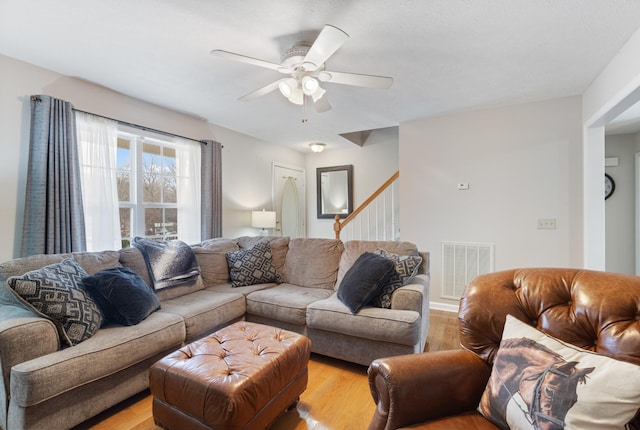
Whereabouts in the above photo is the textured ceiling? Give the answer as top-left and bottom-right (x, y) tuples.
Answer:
(3, 0), (640, 151)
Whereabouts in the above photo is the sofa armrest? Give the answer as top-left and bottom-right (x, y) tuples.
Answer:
(367, 349), (490, 430)
(0, 306), (59, 427)
(390, 274), (428, 313)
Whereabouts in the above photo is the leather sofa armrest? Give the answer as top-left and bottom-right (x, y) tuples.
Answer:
(367, 349), (490, 430)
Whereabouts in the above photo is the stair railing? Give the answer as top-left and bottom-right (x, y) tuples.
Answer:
(333, 171), (400, 241)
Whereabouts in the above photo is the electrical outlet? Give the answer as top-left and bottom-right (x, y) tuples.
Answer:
(457, 183), (469, 190)
(537, 218), (557, 229)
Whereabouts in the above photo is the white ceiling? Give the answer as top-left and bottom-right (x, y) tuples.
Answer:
(3, 0), (640, 152)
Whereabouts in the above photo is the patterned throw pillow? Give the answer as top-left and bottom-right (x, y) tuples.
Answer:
(225, 241), (280, 287)
(478, 315), (640, 430)
(370, 248), (422, 308)
(6, 259), (104, 346)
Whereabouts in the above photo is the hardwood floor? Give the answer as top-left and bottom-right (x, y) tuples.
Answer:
(74, 310), (460, 430)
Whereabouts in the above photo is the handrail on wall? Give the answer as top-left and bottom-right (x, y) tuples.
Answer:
(333, 170), (399, 240)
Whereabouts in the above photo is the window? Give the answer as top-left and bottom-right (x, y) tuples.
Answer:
(117, 130), (197, 248)
(77, 113), (202, 251)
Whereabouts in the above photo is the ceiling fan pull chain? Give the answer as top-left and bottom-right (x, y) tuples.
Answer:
(302, 96), (308, 123)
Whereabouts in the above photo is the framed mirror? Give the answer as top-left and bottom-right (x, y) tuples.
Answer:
(317, 165), (353, 219)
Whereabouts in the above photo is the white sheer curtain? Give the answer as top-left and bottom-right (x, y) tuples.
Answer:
(175, 137), (201, 244)
(76, 112), (122, 251)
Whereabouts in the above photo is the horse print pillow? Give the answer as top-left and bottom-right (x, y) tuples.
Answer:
(478, 315), (640, 430)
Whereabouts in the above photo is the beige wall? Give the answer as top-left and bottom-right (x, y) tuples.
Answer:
(400, 97), (583, 311)
(214, 126), (304, 238)
(305, 127), (399, 238)
(0, 54), (304, 261)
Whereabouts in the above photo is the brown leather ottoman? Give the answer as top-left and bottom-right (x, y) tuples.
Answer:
(149, 321), (311, 430)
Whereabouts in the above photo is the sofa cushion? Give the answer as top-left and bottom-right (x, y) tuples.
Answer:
(226, 241), (280, 287)
(337, 252), (396, 313)
(281, 238), (344, 289)
(206, 282), (276, 296)
(118, 246), (152, 286)
(194, 238), (239, 286)
(6, 259), (103, 346)
(198, 237), (240, 252)
(246, 284), (333, 325)
(193, 248), (233, 286)
(82, 267), (161, 326)
(158, 290), (246, 342)
(371, 249), (422, 309)
(71, 251), (122, 275)
(0, 251), (121, 286)
(0, 253), (71, 309)
(478, 315), (640, 430)
(337, 241), (418, 289)
(10, 310), (185, 408)
(306, 294), (421, 346)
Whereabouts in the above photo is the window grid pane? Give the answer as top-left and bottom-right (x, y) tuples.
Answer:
(118, 132), (184, 242)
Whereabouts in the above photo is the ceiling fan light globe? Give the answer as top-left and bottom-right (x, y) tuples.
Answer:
(302, 76), (319, 94)
(311, 86), (326, 102)
(278, 78), (296, 98)
(288, 87), (304, 105)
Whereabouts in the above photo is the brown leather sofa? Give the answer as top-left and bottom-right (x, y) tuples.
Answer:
(367, 268), (640, 429)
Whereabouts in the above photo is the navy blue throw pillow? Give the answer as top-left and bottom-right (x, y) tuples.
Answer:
(83, 267), (161, 326)
(337, 252), (396, 313)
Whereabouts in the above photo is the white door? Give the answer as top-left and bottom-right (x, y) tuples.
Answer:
(272, 162), (305, 238)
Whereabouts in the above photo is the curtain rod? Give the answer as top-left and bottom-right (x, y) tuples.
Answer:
(73, 108), (207, 145)
(30, 96), (207, 145)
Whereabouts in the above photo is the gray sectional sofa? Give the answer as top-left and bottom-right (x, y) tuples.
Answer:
(0, 236), (430, 430)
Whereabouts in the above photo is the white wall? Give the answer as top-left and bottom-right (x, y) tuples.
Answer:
(304, 127), (399, 238)
(604, 133), (640, 274)
(400, 97), (583, 310)
(0, 54), (303, 261)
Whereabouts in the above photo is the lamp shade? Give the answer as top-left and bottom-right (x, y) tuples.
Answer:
(251, 210), (276, 229)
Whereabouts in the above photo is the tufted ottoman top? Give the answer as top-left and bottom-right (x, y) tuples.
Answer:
(149, 321), (311, 429)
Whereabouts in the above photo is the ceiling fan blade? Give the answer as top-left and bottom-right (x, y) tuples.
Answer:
(313, 95), (331, 113)
(318, 70), (393, 89)
(302, 25), (349, 71)
(238, 79), (284, 101)
(211, 49), (282, 71)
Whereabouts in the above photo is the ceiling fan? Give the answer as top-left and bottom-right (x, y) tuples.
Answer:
(210, 24), (393, 113)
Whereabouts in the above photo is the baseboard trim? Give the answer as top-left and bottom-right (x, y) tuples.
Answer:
(429, 301), (459, 313)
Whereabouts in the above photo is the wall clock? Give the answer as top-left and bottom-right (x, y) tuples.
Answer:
(605, 173), (615, 200)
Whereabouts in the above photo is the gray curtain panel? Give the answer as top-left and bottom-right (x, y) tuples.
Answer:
(21, 95), (86, 256)
(200, 139), (222, 240)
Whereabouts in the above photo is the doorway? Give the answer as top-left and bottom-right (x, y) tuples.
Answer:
(603, 101), (640, 274)
(272, 162), (305, 238)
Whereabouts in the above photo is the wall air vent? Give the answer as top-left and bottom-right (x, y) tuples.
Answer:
(441, 241), (494, 300)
